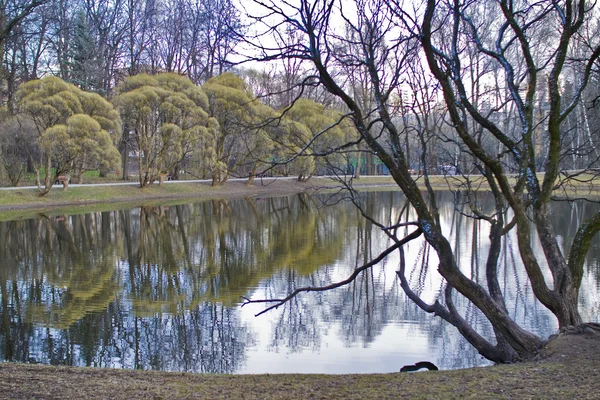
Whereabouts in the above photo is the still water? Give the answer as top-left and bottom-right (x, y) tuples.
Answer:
(0, 191), (599, 373)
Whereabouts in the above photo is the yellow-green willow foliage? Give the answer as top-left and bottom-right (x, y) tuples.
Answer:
(202, 73), (276, 185)
(282, 98), (349, 180)
(16, 76), (122, 194)
(115, 73), (215, 187)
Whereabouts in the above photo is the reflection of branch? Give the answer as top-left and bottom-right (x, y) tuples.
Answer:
(396, 246), (439, 314)
(242, 228), (422, 316)
(396, 245), (514, 362)
(328, 176), (419, 241)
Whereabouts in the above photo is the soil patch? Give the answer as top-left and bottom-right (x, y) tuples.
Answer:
(540, 323), (600, 364)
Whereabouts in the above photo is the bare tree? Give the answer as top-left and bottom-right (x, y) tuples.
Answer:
(123, 0), (154, 76)
(155, 0), (189, 74)
(243, 0), (600, 363)
(81, 0), (128, 96)
(0, 0), (48, 106)
(197, 0), (242, 81)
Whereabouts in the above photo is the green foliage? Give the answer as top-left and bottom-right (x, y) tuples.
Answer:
(79, 91), (122, 141)
(286, 98), (347, 149)
(17, 77), (84, 132)
(271, 119), (316, 179)
(206, 72), (249, 92)
(115, 73), (212, 186)
(273, 98), (351, 179)
(202, 73), (276, 183)
(16, 76), (122, 192)
(42, 114), (121, 176)
(203, 73), (256, 130)
(155, 73), (210, 111)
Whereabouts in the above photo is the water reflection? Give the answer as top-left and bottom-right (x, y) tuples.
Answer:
(0, 191), (599, 373)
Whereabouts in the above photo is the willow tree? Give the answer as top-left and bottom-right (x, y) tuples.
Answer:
(16, 76), (121, 194)
(115, 73), (213, 187)
(42, 114), (121, 187)
(245, 0), (600, 363)
(284, 98), (351, 180)
(154, 73), (216, 180)
(202, 72), (275, 185)
(269, 118), (316, 180)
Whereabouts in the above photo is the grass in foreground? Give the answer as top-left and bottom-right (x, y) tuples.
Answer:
(0, 356), (597, 400)
(1, 333), (599, 399)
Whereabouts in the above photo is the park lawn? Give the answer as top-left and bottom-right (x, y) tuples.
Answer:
(0, 178), (328, 221)
(0, 354), (598, 399)
(1, 173), (600, 221)
(0, 183), (200, 220)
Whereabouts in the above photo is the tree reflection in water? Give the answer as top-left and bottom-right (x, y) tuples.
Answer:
(0, 192), (598, 373)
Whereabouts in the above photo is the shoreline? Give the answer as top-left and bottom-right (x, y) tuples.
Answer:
(2, 174), (599, 216)
(0, 330), (599, 399)
(1, 178), (599, 398)
(0, 178), (339, 217)
(0, 177), (402, 220)
(0, 178), (600, 400)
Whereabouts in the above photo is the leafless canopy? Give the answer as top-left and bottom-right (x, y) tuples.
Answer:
(242, 0), (600, 363)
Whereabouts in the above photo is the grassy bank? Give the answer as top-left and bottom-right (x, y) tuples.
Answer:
(1, 331), (599, 399)
(0, 176), (407, 220)
(0, 178), (325, 220)
(2, 173), (600, 219)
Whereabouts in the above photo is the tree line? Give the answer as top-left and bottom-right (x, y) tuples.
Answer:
(1, 71), (356, 193)
(0, 0), (243, 102)
(0, 0), (334, 191)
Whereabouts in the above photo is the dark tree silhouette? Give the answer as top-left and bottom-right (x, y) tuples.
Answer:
(243, 0), (600, 363)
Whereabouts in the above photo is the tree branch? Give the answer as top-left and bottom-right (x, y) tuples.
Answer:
(242, 227), (421, 316)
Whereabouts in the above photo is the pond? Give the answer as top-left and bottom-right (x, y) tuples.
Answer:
(0, 191), (599, 373)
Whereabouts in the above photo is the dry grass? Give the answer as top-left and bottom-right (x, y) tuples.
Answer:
(1, 336), (599, 400)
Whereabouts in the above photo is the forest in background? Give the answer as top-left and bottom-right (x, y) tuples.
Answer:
(2, 0), (599, 195)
